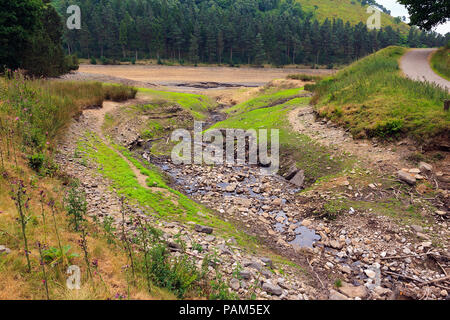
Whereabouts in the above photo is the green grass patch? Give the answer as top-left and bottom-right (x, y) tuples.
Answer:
(431, 45), (450, 81)
(138, 88), (215, 120)
(321, 196), (432, 226)
(312, 46), (449, 142)
(224, 88), (304, 115)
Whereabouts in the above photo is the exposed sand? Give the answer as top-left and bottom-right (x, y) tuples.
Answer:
(78, 64), (334, 87)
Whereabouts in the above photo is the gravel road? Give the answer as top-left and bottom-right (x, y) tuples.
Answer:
(400, 48), (449, 91)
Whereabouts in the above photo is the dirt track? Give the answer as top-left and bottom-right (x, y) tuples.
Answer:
(78, 64), (334, 87)
(400, 48), (450, 91)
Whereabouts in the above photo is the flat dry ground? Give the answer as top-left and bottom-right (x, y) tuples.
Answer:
(78, 64), (334, 86)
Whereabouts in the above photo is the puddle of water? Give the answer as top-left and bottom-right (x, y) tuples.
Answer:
(274, 223), (285, 232)
(217, 182), (229, 189)
(289, 225), (321, 248)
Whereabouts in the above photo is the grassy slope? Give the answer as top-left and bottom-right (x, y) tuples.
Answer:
(431, 45), (450, 81)
(312, 46), (450, 142)
(299, 0), (410, 33)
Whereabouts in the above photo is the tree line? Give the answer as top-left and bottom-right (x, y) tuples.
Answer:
(54, 0), (448, 67)
(0, 0), (78, 76)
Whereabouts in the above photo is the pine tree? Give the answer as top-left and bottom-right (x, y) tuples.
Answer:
(253, 33), (265, 66)
(189, 27), (200, 64)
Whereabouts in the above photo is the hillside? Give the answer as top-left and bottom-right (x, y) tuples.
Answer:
(299, 0), (410, 34)
(51, 0), (446, 67)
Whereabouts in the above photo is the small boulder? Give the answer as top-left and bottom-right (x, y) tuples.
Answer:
(419, 162), (432, 173)
(262, 282), (283, 296)
(289, 170), (305, 187)
(329, 289), (349, 300)
(167, 241), (182, 252)
(301, 219), (312, 227)
(225, 183), (237, 192)
(260, 257), (273, 268)
(230, 278), (240, 291)
(364, 269), (376, 279)
(239, 270), (252, 280)
(339, 282), (368, 299)
(397, 170), (416, 185)
(272, 198), (283, 206)
(283, 164), (299, 180)
(194, 224), (213, 234)
(243, 260), (263, 271)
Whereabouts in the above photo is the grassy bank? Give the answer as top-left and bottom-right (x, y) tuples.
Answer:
(0, 72), (136, 159)
(310, 46), (449, 143)
(138, 88), (216, 120)
(431, 45), (450, 81)
(225, 87), (304, 115)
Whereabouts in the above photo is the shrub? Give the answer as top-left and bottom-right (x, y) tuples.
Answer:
(103, 85), (137, 102)
(209, 272), (239, 300)
(28, 153), (45, 172)
(146, 243), (200, 298)
(370, 119), (403, 138)
(287, 73), (321, 81)
(64, 182), (87, 232)
(42, 245), (79, 267)
(90, 57), (97, 65)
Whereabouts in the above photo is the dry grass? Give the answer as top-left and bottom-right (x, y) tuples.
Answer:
(0, 156), (172, 300)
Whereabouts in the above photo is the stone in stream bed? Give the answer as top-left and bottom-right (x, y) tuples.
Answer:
(289, 170), (305, 187)
(262, 282), (283, 296)
(338, 282), (368, 299)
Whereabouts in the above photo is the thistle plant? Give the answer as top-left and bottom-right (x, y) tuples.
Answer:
(135, 215), (151, 291)
(64, 182), (87, 232)
(48, 199), (66, 266)
(78, 226), (92, 280)
(0, 134), (4, 171)
(11, 180), (31, 272)
(39, 190), (48, 242)
(120, 197), (135, 284)
(37, 242), (50, 300)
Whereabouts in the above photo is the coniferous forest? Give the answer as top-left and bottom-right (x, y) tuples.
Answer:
(54, 0), (449, 67)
